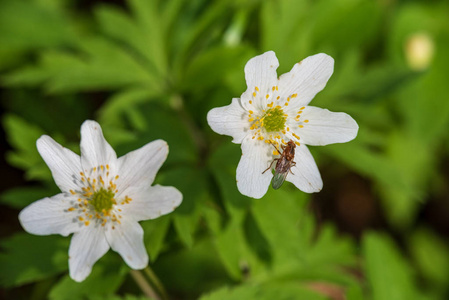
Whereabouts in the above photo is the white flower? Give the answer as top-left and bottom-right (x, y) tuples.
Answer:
(207, 51), (358, 199)
(19, 120), (182, 282)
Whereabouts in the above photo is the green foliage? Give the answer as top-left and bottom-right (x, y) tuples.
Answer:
(0, 186), (59, 209)
(0, 233), (68, 287)
(199, 282), (327, 300)
(48, 253), (128, 300)
(409, 228), (449, 296)
(2, 114), (50, 180)
(363, 232), (422, 300)
(1, 0), (449, 299)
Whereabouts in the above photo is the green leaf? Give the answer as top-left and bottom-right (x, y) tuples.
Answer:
(0, 0), (74, 70)
(0, 186), (58, 209)
(160, 166), (208, 248)
(4, 37), (160, 94)
(409, 228), (449, 288)
(115, 102), (197, 165)
(250, 188), (306, 262)
(88, 294), (152, 300)
(363, 232), (420, 300)
(261, 0), (310, 61)
(306, 225), (355, 268)
(126, 0), (169, 75)
(326, 141), (409, 197)
(346, 284), (365, 300)
(97, 88), (157, 128)
(208, 142), (252, 223)
(181, 45), (253, 93)
(243, 211), (272, 265)
(377, 133), (434, 229)
(213, 220), (248, 280)
(199, 282), (327, 300)
(141, 215), (171, 261)
(0, 233), (69, 287)
(251, 188), (356, 284)
(171, 0), (235, 72)
(49, 253), (128, 300)
(309, 0), (382, 52)
(202, 202), (223, 235)
(2, 114), (50, 180)
(95, 3), (167, 77)
(172, 213), (197, 248)
(152, 239), (230, 296)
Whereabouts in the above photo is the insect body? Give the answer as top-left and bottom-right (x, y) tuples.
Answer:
(263, 140), (296, 189)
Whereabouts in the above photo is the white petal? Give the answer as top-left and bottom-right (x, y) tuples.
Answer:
(105, 218), (148, 269)
(240, 51), (279, 110)
(286, 145), (323, 193)
(80, 120), (117, 172)
(295, 106), (358, 146)
(121, 185), (182, 221)
(236, 135), (273, 199)
(116, 140), (168, 195)
(37, 135), (81, 192)
(278, 53), (334, 108)
(207, 98), (250, 143)
(69, 226), (110, 282)
(19, 193), (81, 236)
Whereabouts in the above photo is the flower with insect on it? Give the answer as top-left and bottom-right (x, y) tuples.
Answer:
(19, 120), (182, 282)
(207, 51), (358, 199)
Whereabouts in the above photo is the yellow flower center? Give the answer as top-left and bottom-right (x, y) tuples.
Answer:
(91, 188), (115, 213)
(247, 85), (307, 149)
(261, 107), (286, 132)
(67, 164), (132, 229)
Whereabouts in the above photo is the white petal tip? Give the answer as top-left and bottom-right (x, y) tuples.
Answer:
(81, 120), (101, 129)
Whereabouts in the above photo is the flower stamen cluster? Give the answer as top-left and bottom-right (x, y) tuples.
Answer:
(67, 164), (132, 229)
(247, 85), (308, 150)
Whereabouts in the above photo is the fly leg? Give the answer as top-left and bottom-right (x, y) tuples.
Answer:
(289, 162), (297, 175)
(262, 159), (278, 174)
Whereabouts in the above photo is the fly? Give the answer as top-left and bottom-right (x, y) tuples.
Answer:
(262, 140), (296, 189)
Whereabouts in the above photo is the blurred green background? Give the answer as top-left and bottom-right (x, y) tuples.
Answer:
(0, 0), (448, 299)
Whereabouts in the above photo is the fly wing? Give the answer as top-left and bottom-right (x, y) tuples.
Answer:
(271, 171), (288, 190)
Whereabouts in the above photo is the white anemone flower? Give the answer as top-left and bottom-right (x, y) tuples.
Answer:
(207, 51), (358, 199)
(19, 120), (182, 282)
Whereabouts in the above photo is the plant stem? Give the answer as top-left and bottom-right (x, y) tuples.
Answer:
(143, 266), (169, 300)
(130, 270), (160, 300)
